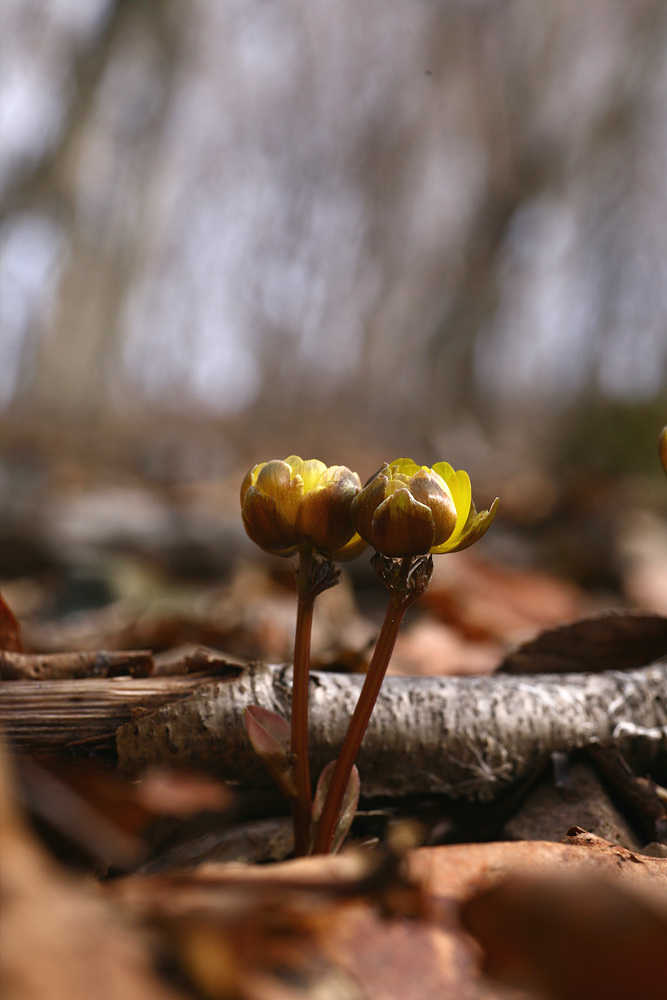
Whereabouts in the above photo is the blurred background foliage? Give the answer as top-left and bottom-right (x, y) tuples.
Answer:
(1, 0), (667, 593)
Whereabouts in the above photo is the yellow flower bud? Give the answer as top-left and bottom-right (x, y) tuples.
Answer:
(351, 458), (498, 558)
(241, 455), (366, 558)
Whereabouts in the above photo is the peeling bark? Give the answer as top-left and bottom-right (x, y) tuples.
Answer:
(115, 662), (667, 800)
(0, 672), (226, 755)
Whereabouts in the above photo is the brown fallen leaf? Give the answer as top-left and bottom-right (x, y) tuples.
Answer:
(502, 759), (644, 851)
(0, 589), (24, 652)
(562, 824), (667, 865)
(499, 609), (667, 674)
(0, 742), (189, 1000)
(460, 870), (667, 1000)
(422, 553), (589, 644)
(388, 618), (500, 677)
(14, 756), (234, 873)
(107, 835), (667, 1000)
(107, 846), (432, 1000)
(617, 509), (667, 614)
(23, 597), (247, 659)
(136, 766), (233, 819)
(410, 836), (667, 902)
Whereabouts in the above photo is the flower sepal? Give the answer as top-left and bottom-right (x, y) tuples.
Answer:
(371, 551), (434, 604)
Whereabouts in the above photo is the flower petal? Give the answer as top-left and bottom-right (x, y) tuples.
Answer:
(432, 462), (472, 547)
(286, 456), (328, 494)
(255, 460), (303, 525)
(432, 497), (499, 553)
(387, 458), (425, 480)
(255, 459), (290, 495)
(319, 466), (361, 490)
(240, 466), (256, 503)
(371, 488), (435, 557)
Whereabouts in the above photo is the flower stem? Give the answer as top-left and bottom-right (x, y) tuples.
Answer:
(291, 544), (315, 856)
(312, 555), (432, 855)
(312, 598), (408, 854)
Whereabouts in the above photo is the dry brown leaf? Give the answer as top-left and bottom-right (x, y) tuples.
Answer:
(502, 760), (644, 850)
(112, 855), (463, 1000)
(422, 553), (590, 644)
(410, 836), (667, 901)
(461, 870), (667, 1000)
(499, 609), (667, 674)
(0, 589), (23, 652)
(389, 618), (500, 677)
(108, 852), (401, 1000)
(136, 767), (233, 818)
(0, 745), (188, 1000)
(3, 802), (661, 1000)
(107, 835), (667, 1000)
(618, 510), (667, 614)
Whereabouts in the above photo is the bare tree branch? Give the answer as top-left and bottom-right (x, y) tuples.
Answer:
(3, 661), (665, 800)
(114, 662), (667, 799)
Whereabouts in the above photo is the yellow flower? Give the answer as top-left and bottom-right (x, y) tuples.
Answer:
(351, 458), (499, 558)
(241, 455), (366, 558)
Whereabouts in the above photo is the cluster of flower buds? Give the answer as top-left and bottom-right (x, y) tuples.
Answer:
(241, 455), (497, 562)
(240, 455), (366, 559)
(351, 458), (498, 557)
(240, 453), (498, 855)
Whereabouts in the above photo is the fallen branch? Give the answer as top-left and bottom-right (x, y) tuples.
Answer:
(0, 670), (236, 755)
(2, 662), (666, 800)
(0, 649), (154, 681)
(116, 661), (667, 799)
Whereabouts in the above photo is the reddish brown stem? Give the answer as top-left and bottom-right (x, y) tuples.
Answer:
(312, 591), (408, 854)
(291, 545), (315, 856)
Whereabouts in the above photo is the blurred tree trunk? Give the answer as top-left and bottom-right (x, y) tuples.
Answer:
(16, 0), (182, 423)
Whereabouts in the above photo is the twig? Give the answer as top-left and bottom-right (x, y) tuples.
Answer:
(0, 650), (154, 681)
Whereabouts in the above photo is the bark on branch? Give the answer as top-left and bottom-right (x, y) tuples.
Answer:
(115, 662), (667, 800)
(2, 662), (665, 800)
(0, 672), (229, 754)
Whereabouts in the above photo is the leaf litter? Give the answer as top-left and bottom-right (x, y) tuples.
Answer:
(2, 502), (667, 998)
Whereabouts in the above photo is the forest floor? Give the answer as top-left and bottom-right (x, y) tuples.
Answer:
(1, 441), (667, 1000)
